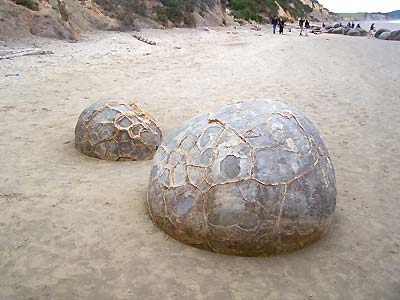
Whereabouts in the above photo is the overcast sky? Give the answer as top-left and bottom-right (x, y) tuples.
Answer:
(317, 0), (399, 13)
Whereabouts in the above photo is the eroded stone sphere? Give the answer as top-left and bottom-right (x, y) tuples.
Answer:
(147, 100), (336, 256)
(75, 99), (162, 161)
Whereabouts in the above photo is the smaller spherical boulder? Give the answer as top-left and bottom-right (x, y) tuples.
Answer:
(75, 99), (162, 161)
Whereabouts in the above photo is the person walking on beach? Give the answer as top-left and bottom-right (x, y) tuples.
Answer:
(369, 23), (375, 39)
(299, 18), (305, 35)
(305, 19), (310, 36)
(272, 16), (278, 34)
(278, 18), (285, 35)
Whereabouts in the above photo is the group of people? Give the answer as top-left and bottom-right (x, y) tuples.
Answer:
(335, 21), (376, 38)
(298, 18), (311, 36)
(270, 16), (376, 39)
(347, 22), (356, 28)
(271, 16), (285, 34)
(271, 16), (311, 36)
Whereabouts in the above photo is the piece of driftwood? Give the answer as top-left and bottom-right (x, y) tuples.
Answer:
(251, 25), (263, 31)
(0, 48), (53, 60)
(132, 34), (156, 46)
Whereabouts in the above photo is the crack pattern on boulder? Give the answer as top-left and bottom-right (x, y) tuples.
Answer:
(147, 100), (336, 256)
(75, 99), (162, 161)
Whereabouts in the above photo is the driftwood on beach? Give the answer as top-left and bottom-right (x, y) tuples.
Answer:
(0, 48), (53, 60)
(132, 34), (157, 46)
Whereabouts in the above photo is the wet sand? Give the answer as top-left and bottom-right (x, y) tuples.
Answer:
(1, 27), (400, 299)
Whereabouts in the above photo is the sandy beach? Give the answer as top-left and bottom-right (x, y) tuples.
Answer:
(1, 27), (400, 299)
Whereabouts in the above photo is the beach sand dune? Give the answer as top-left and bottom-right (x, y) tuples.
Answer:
(0, 28), (399, 299)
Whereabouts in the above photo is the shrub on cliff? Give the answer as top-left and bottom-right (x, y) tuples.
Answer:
(13, 0), (39, 11)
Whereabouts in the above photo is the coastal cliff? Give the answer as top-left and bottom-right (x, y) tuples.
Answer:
(0, 0), (336, 40)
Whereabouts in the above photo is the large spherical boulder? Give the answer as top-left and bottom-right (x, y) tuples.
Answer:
(343, 27), (352, 35)
(346, 29), (361, 36)
(375, 28), (390, 38)
(346, 29), (368, 37)
(332, 27), (344, 34)
(147, 100), (336, 256)
(75, 99), (162, 161)
(388, 30), (400, 41)
(358, 29), (368, 36)
(378, 31), (391, 40)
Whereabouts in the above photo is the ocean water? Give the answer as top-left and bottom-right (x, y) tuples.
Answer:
(358, 20), (400, 31)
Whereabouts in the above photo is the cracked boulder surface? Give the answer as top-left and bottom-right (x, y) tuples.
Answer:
(147, 100), (336, 256)
(75, 99), (162, 161)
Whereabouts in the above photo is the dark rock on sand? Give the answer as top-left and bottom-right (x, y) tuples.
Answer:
(358, 29), (368, 36)
(388, 30), (400, 41)
(346, 28), (367, 37)
(332, 27), (344, 34)
(346, 29), (361, 36)
(343, 27), (352, 35)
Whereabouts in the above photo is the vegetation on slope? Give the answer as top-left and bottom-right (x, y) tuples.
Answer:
(92, 0), (326, 27)
(13, 0), (39, 11)
(228, 0), (314, 22)
(93, 0), (220, 27)
(93, 0), (148, 27)
(155, 0), (216, 26)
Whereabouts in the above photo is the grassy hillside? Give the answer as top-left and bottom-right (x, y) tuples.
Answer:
(336, 13), (366, 19)
(388, 10), (400, 19)
(337, 10), (400, 20)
